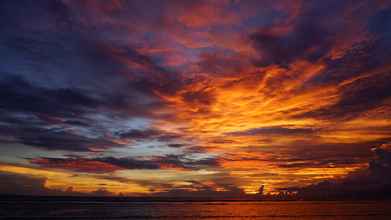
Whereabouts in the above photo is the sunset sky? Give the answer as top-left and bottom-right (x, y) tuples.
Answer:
(1, 0), (391, 197)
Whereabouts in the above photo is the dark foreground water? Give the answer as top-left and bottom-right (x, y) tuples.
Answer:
(1, 201), (391, 220)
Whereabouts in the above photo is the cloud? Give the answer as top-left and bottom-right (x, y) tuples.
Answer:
(145, 170), (248, 198)
(0, 172), (49, 196)
(30, 157), (124, 173)
(175, 0), (240, 29)
(181, 89), (216, 107)
(0, 0), (185, 152)
(296, 5), (391, 120)
(152, 183), (246, 198)
(151, 154), (219, 170)
(369, 6), (391, 47)
(227, 126), (317, 136)
(118, 128), (182, 142)
(0, 109), (120, 152)
(0, 171), (117, 196)
(30, 155), (219, 173)
(294, 142), (391, 199)
(20, 128), (118, 152)
(250, 0), (348, 66)
(302, 71), (391, 119)
(1, 0), (391, 197)
(0, 76), (100, 117)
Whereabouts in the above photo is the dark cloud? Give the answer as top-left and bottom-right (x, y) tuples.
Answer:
(367, 143), (391, 179)
(234, 141), (380, 171)
(0, 171), (114, 196)
(181, 89), (216, 107)
(227, 126), (317, 136)
(0, 0), (186, 153)
(294, 142), (391, 199)
(168, 143), (185, 148)
(0, 0), (183, 103)
(0, 32), (173, 117)
(152, 154), (219, 169)
(30, 156), (162, 173)
(295, 5), (391, 120)
(0, 110), (119, 152)
(310, 43), (374, 85)
(20, 128), (118, 152)
(0, 76), (100, 117)
(30, 154), (219, 173)
(336, 72), (391, 115)
(0, 0), (73, 32)
(118, 128), (182, 142)
(0, 172), (49, 196)
(272, 141), (379, 164)
(0, 171), (82, 196)
(97, 157), (161, 170)
(369, 7), (391, 47)
(303, 71), (391, 120)
(109, 154), (220, 170)
(30, 157), (124, 173)
(194, 51), (252, 76)
(91, 187), (114, 197)
(251, 0), (349, 66)
(118, 129), (161, 140)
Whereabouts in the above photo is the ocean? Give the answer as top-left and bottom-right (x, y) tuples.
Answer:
(1, 201), (391, 219)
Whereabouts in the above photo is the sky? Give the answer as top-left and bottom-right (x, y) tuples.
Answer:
(1, 0), (391, 198)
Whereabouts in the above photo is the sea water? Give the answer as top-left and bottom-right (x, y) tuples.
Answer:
(1, 201), (391, 219)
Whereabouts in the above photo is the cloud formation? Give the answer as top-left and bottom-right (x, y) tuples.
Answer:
(294, 142), (391, 199)
(1, 0), (391, 197)
(30, 155), (219, 173)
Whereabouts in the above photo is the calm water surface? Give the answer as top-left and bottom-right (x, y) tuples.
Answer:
(1, 201), (391, 219)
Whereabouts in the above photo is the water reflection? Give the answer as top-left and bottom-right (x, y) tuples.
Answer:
(1, 201), (391, 219)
